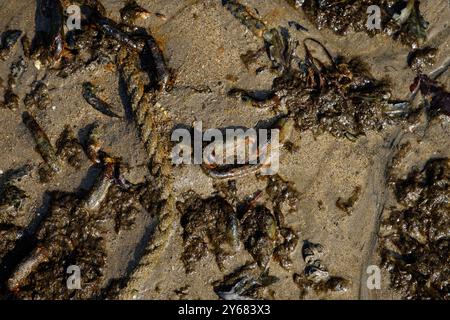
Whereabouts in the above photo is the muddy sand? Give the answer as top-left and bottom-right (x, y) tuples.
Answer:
(0, 0), (449, 300)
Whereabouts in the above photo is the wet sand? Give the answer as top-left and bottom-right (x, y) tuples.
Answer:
(0, 0), (449, 299)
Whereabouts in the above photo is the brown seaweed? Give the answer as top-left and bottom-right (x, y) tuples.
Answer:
(55, 125), (85, 168)
(8, 191), (107, 299)
(379, 158), (449, 299)
(410, 74), (450, 118)
(24, 81), (51, 110)
(177, 193), (239, 273)
(297, 0), (428, 47)
(120, 0), (151, 24)
(230, 36), (407, 139)
(407, 47), (437, 73)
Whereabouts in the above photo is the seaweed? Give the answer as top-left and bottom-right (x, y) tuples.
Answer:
(24, 81), (51, 110)
(407, 47), (437, 72)
(9, 191), (107, 299)
(411, 74), (450, 118)
(177, 193), (239, 273)
(231, 36), (408, 139)
(297, 0), (429, 47)
(120, 0), (151, 24)
(55, 125), (85, 169)
(379, 158), (449, 299)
